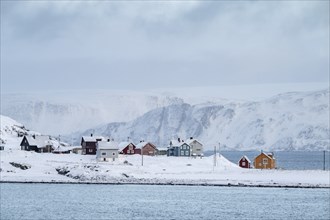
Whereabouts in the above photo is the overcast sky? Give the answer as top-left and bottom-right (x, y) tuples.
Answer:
(1, 1), (329, 94)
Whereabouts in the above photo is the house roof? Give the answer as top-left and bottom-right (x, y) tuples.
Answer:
(239, 155), (251, 163)
(185, 138), (203, 146)
(136, 142), (157, 150)
(255, 152), (275, 161)
(97, 141), (119, 150)
(169, 139), (187, 147)
(82, 136), (105, 142)
(23, 135), (52, 148)
(118, 142), (135, 151)
(53, 146), (76, 152)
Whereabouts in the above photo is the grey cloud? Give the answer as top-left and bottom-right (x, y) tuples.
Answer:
(1, 1), (329, 93)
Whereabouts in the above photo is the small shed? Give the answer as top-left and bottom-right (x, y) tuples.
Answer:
(96, 140), (119, 162)
(157, 147), (168, 156)
(254, 152), (276, 169)
(238, 155), (251, 168)
(52, 146), (75, 154)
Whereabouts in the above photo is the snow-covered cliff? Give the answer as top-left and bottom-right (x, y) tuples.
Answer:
(76, 90), (329, 151)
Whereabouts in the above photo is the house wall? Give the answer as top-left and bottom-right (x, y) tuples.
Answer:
(189, 140), (203, 156)
(122, 144), (136, 154)
(96, 149), (119, 161)
(254, 154), (275, 169)
(82, 141), (97, 155)
(167, 144), (190, 157)
(141, 143), (157, 156)
(179, 144), (191, 157)
(239, 158), (251, 168)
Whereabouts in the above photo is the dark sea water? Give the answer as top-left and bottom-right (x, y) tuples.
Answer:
(0, 183), (329, 220)
(204, 151), (330, 170)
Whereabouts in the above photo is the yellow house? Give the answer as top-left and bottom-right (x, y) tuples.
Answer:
(254, 152), (276, 169)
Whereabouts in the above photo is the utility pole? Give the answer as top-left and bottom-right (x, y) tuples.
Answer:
(218, 142), (221, 158)
(213, 146), (217, 171)
(324, 150), (326, 171)
(141, 147), (144, 166)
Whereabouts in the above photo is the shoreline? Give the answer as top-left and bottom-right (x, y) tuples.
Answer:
(1, 180), (329, 189)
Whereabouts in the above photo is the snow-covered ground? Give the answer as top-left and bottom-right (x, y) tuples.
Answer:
(1, 150), (329, 188)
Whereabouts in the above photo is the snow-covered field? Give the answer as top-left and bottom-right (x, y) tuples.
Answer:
(1, 150), (329, 188)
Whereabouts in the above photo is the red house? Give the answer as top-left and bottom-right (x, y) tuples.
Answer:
(81, 134), (104, 155)
(136, 141), (158, 156)
(118, 142), (137, 155)
(238, 155), (251, 168)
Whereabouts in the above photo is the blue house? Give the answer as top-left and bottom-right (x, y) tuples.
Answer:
(167, 138), (191, 157)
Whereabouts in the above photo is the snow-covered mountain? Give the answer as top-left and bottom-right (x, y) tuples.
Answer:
(1, 91), (185, 135)
(75, 90), (330, 151)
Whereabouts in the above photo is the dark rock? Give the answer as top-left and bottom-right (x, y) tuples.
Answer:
(9, 162), (31, 170)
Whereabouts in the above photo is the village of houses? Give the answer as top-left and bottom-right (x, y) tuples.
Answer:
(18, 134), (276, 170)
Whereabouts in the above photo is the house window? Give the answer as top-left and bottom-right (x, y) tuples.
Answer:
(242, 161), (246, 166)
(185, 151), (189, 156)
(180, 151), (184, 156)
(263, 158), (268, 165)
(112, 152), (116, 156)
(89, 149), (93, 153)
(83, 142), (86, 147)
(102, 152), (106, 156)
(182, 145), (186, 149)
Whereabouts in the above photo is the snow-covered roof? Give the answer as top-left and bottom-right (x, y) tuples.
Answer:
(118, 142), (134, 151)
(169, 139), (186, 147)
(239, 155), (251, 163)
(255, 152), (275, 160)
(82, 136), (104, 142)
(136, 141), (148, 149)
(24, 135), (52, 148)
(97, 141), (119, 150)
(185, 138), (203, 146)
(157, 147), (168, 151)
(53, 146), (76, 152)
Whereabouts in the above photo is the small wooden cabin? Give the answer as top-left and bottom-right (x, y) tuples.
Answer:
(238, 155), (251, 168)
(136, 141), (158, 156)
(254, 152), (276, 169)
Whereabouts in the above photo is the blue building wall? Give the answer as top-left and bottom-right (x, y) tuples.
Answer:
(167, 143), (191, 157)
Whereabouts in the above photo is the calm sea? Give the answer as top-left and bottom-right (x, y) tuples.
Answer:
(0, 183), (329, 220)
(204, 151), (330, 170)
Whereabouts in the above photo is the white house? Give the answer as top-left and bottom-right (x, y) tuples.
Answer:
(96, 140), (119, 162)
(185, 137), (203, 157)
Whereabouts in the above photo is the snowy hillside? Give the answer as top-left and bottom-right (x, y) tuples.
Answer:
(0, 115), (68, 150)
(0, 115), (39, 148)
(76, 90), (330, 151)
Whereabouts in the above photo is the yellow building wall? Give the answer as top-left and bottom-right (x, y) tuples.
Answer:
(254, 154), (276, 169)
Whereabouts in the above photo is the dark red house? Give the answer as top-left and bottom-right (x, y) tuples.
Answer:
(81, 134), (104, 155)
(238, 155), (252, 168)
(118, 142), (137, 155)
